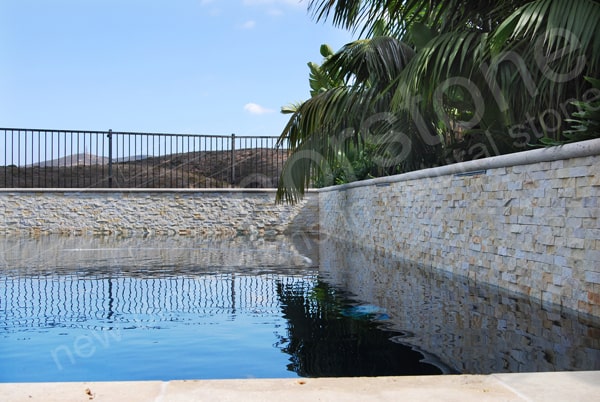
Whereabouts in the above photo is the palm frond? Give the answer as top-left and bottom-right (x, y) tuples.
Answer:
(276, 36), (429, 202)
(487, 0), (600, 140)
(392, 31), (488, 109)
(492, 0), (600, 71)
(308, 0), (530, 39)
(323, 36), (415, 86)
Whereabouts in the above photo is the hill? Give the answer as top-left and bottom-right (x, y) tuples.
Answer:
(1, 148), (289, 189)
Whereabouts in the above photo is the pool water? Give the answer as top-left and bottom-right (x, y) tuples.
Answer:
(0, 235), (449, 382)
(2, 234), (598, 382)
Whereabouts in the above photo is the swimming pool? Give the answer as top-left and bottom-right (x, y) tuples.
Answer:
(1, 234), (598, 382)
(0, 235), (449, 382)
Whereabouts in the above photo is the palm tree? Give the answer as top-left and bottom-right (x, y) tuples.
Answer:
(276, 36), (440, 203)
(277, 0), (600, 202)
(311, 0), (600, 145)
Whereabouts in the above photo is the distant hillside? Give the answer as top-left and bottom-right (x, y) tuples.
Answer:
(28, 153), (151, 167)
(1, 148), (289, 188)
(28, 153), (110, 167)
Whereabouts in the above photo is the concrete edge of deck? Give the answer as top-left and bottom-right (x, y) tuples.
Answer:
(1, 371), (598, 401)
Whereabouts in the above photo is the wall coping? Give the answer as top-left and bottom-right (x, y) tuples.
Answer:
(0, 188), (319, 194)
(318, 138), (600, 193)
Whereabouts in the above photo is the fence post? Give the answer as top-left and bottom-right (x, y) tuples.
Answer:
(230, 133), (236, 185)
(107, 129), (113, 188)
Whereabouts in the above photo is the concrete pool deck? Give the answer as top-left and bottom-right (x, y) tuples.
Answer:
(1, 371), (598, 401)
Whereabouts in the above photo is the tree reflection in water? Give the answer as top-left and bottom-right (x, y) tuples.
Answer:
(276, 280), (449, 377)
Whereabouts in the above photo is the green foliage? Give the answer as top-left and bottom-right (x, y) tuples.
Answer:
(278, 0), (600, 203)
(565, 82), (600, 138)
(540, 76), (600, 145)
(308, 44), (338, 97)
(276, 37), (436, 203)
(312, 142), (388, 187)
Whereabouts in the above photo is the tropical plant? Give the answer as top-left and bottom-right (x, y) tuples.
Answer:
(540, 76), (600, 145)
(276, 36), (441, 203)
(310, 0), (600, 145)
(277, 0), (600, 203)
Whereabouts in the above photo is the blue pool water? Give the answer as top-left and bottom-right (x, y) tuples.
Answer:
(1, 274), (308, 381)
(0, 235), (448, 382)
(1, 234), (598, 381)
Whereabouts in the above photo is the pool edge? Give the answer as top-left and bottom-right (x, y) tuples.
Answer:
(1, 371), (598, 401)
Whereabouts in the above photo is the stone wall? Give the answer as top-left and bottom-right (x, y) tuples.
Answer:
(0, 189), (319, 237)
(319, 139), (600, 317)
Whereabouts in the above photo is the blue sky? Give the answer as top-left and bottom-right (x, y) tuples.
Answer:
(0, 0), (354, 136)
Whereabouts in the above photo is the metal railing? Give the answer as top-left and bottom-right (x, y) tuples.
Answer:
(1, 128), (289, 188)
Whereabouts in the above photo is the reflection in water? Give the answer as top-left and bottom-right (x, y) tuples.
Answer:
(0, 235), (321, 381)
(276, 280), (451, 377)
(0, 234), (446, 382)
(319, 237), (600, 374)
(2, 233), (597, 382)
(0, 235), (319, 277)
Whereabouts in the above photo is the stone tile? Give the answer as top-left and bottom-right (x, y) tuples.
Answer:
(0, 381), (165, 402)
(0, 373), (599, 402)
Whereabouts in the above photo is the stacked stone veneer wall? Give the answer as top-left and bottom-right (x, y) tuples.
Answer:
(0, 189), (319, 237)
(319, 139), (600, 317)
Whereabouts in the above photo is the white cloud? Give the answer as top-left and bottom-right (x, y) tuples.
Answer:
(240, 20), (257, 29)
(242, 0), (305, 9)
(267, 8), (284, 17)
(199, 0), (221, 16)
(244, 103), (275, 115)
(241, 0), (305, 18)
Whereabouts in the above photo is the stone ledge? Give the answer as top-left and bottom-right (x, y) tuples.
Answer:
(0, 371), (597, 401)
(0, 188), (320, 194)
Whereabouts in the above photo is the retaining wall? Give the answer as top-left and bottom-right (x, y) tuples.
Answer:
(318, 139), (600, 317)
(0, 189), (319, 237)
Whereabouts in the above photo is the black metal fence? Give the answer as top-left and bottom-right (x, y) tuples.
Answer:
(0, 128), (289, 188)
